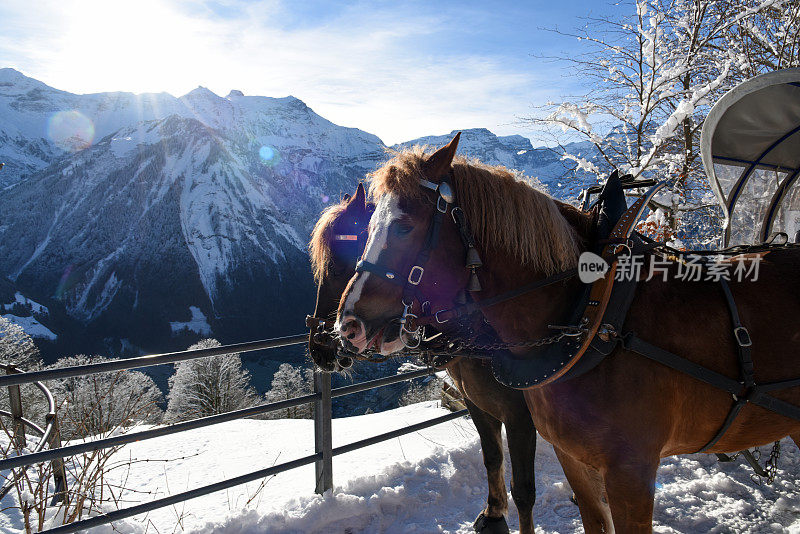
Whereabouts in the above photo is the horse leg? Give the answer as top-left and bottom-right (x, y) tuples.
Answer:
(554, 447), (612, 534)
(602, 455), (660, 534)
(465, 399), (510, 534)
(505, 412), (536, 534)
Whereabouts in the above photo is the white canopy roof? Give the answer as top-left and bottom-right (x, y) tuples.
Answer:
(701, 68), (800, 246)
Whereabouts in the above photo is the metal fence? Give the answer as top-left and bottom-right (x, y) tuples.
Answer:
(0, 334), (467, 534)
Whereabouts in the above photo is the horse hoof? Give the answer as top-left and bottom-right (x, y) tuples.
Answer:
(473, 511), (509, 534)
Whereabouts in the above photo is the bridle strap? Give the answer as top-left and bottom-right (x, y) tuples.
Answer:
(415, 266), (580, 325)
(354, 177), (452, 302)
(414, 239), (664, 326)
(356, 260), (405, 287)
(306, 314), (335, 330)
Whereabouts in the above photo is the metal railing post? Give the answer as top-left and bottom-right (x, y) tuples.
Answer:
(47, 411), (67, 506)
(6, 366), (26, 449)
(313, 370), (332, 494)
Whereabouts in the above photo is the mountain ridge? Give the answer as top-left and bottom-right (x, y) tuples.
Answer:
(0, 68), (593, 360)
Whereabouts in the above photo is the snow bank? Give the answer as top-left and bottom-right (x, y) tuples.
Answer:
(1, 313), (57, 340)
(170, 306), (212, 335)
(2, 402), (799, 533)
(1, 291), (49, 315)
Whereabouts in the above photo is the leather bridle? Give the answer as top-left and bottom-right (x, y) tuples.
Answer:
(354, 176), (476, 348)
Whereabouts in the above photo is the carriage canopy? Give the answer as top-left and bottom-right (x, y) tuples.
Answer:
(701, 68), (800, 246)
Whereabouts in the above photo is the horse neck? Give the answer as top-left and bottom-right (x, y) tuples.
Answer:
(474, 200), (595, 343)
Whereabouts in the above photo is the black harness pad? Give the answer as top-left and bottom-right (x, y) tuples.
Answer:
(491, 171), (634, 388)
(595, 170), (628, 250)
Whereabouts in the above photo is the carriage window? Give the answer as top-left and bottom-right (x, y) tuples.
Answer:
(713, 162), (745, 200)
(728, 167), (788, 246)
(770, 178), (800, 242)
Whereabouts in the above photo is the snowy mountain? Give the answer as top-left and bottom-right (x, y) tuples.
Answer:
(0, 69), (388, 356)
(395, 128), (598, 194)
(0, 69), (593, 358)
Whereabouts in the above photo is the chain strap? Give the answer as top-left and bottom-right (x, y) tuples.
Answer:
(763, 440), (781, 485)
(315, 317), (584, 365)
(448, 330), (577, 352)
(726, 440), (782, 485)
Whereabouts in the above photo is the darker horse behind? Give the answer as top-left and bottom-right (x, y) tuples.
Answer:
(307, 183), (536, 534)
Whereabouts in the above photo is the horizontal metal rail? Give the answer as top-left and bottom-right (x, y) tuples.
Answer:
(43, 453), (323, 534)
(0, 368), (438, 471)
(0, 334), (309, 388)
(0, 392), (320, 472)
(331, 367), (436, 398)
(41, 408), (468, 534)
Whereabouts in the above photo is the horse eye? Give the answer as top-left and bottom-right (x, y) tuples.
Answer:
(394, 223), (413, 236)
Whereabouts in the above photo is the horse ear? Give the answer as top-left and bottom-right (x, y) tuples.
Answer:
(424, 132), (461, 181)
(351, 182), (366, 210)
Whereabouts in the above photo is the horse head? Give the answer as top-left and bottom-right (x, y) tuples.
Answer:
(308, 182), (373, 371)
(336, 134), (479, 355)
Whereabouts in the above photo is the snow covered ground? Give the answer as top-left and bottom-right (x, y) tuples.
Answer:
(2, 401), (800, 533)
(0, 292), (49, 315)
(0, 314), (57, 340)
(170, 306), (213, 336)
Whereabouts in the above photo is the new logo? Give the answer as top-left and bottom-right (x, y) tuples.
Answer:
(578, 252), (609, 284)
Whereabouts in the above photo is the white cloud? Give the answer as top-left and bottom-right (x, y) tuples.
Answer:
(0, 0), (557, 145)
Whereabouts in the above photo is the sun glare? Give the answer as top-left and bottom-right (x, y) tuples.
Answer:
(47, 110), (95, 151)
(56, 0), (214, 95)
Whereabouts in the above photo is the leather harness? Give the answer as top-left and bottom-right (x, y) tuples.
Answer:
(348, 170), (800, 453)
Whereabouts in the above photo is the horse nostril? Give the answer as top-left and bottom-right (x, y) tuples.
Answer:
(341, 318), (361, 340)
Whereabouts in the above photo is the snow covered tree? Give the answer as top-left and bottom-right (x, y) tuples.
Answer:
(0, 315), (40, 369)
(399, 374), (444, 406)
(530, 0), (798, 245)
(2, 352), (161, 528)
(164, 338), (258, 423)
(0, 317), (46, 431)
(46, 354), (163, 439)
(263, 363), (313, 419)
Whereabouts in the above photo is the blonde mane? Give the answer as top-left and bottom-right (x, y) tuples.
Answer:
(309, 200), (348, 283)
(368, 146), (581, 274)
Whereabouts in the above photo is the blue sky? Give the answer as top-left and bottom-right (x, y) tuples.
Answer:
(0, 0), (628, 145)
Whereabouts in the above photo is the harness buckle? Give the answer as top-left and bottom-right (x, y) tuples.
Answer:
(408, 265), (424, 285)
(435, 309), (449, 324)
(611, 242), (632, 257)
(399, 302), (422, 349)
(437, 195), (448, 213)
(734, 326), (752, 347)
(451, 206), (463, 226)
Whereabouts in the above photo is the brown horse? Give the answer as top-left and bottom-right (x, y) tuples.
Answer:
(336, 134), (800, 533)
(308, 183), (537, 534)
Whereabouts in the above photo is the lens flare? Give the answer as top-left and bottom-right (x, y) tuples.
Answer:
(48, 111), (95, 152)
(322, 195), (330, 203)
(55, 264), (79, 299)
(258, 145), (279, 165)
